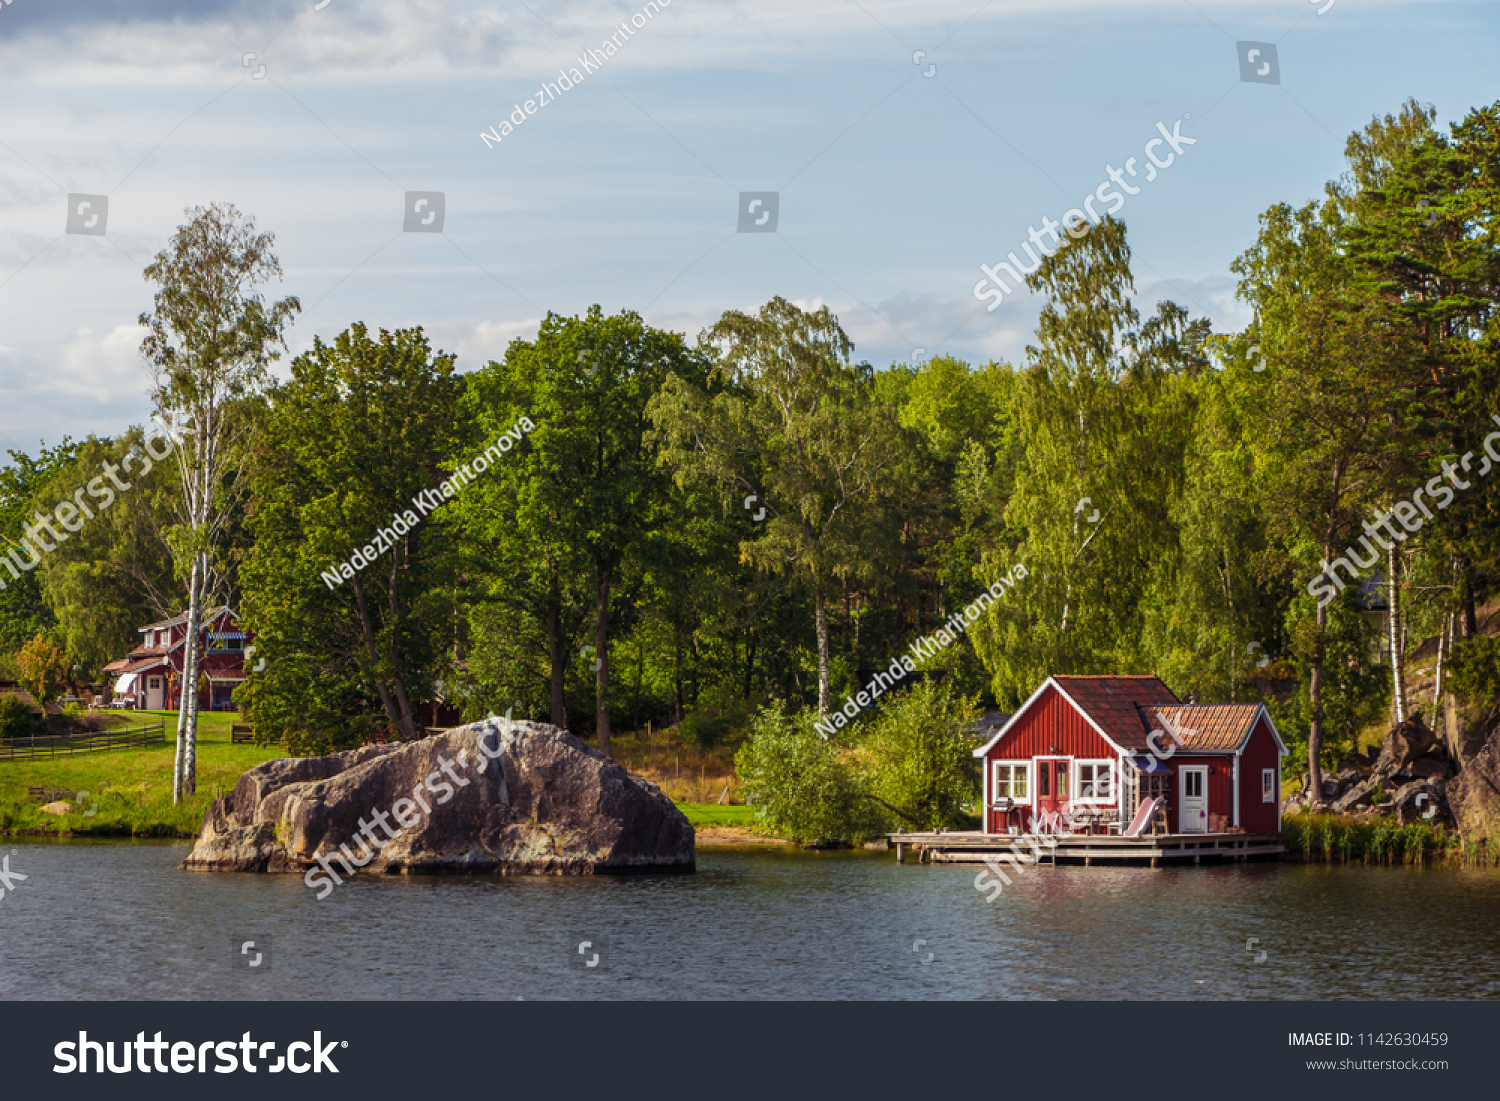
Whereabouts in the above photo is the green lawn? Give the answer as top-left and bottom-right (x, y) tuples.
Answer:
(677, 803), (761, 829)
(2, 718), (760, 840)
(0, 711), (284, 837)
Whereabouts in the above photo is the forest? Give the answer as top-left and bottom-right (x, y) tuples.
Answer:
(2, 96), (1498, 818)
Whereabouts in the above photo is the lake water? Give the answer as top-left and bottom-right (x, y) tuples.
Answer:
(2, 840), (1498, 1000)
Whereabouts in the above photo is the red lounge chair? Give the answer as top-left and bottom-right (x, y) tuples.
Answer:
(1122, 797), (1162, 838)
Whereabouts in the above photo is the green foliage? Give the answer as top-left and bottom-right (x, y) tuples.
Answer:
(237, 323), (465, 752)
(734, 683), (979, 841)
(454, 306), (713, 743)
(17, 634), (70, 705)
(651, 296), (903, 712)
(1282, 812), (1446, 863)
(734, 707), (886, 842)
(1450, 636), (1500, 714)
(0, 438), (81, 655)
(678, 704), (749, 750)
(860, 682), (981, 830)
(34, 430), (178, 679)
(0, 694), (36, 738)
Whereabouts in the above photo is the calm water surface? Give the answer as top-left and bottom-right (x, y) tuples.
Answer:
(2, 840), (1497, 1000)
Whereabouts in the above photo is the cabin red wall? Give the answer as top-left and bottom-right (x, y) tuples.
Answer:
(983, 685), (1117, 832)
(1164, 755), (1233, 831)
(985, 685), (1116, 761)
(1238, 713), (1283, 833)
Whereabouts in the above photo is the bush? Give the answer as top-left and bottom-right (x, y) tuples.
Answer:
(732, 683), (981, 841)
(734, 708), (885, 842)
(0, 694), (37, 739)
(17, 635), (70, 705)
(860, 682), (982, 832)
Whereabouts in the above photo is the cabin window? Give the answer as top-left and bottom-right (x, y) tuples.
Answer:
(1075, 761), (1114, 802)
(993, 762), (1030, 804)
(1262, 769), (1276, 803)
(1183, 769), (1204, 799)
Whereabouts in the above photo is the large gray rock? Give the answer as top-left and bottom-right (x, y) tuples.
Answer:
(1331, 777), (1379, 814)
(1443, 695), (1496, 770)
(1448, 726), (1500, 842)
(1371, 715), (1441, 784)
(181, 719), (694, 878)
(1391, 778), (1449, 827)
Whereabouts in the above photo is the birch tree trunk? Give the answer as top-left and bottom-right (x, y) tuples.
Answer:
(1388, 542), (1406, 724)
(1430, 612), (1452, 733)
(185, 555), (205, 798)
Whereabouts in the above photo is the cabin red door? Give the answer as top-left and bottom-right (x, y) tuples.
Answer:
(1033, 758), (1068, 829)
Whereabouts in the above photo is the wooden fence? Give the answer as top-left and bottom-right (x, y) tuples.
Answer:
(0, 721), (167, 762)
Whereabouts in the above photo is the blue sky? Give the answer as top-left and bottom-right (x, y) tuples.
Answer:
(0, 0), (1495, 456)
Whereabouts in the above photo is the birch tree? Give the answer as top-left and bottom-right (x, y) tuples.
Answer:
(650, 298), (902, 714)
(139, 203), (298, 802)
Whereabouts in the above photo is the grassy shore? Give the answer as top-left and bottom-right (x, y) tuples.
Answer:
(676, 803), (759, 829)
(1, 715), (762, 840)
(0, 711), (283, 837)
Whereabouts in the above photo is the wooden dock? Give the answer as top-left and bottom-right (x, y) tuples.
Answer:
(889, 830), (1284, 867)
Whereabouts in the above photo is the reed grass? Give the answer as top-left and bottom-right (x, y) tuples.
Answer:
(1281, 812), (1498, 866)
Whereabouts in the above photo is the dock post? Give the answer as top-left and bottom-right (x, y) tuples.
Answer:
(896, 842), (904, 864)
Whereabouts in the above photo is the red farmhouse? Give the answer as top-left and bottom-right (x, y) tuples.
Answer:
(102, 607), (254, 712)
(973, 675), (1287, 836)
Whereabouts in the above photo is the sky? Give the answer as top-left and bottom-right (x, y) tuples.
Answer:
(0, 0), (1495, 456)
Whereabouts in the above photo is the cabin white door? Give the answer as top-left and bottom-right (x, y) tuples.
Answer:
(145, 675), (165, 711)
(1179, 765), (1208, 833)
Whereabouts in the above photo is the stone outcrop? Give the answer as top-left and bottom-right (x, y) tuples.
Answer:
(1447, 725), (1500, 842)
(1443, 695), (1497, 771)
(1285, 714), (1458, 824)
(181, 719), (694, 878)
(1370, 716), (1442, 785)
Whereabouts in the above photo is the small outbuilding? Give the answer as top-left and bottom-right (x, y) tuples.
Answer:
(973, 674), (1287, 836)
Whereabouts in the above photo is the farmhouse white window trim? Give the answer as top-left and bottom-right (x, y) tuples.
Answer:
(1262, 768), (1276, 803)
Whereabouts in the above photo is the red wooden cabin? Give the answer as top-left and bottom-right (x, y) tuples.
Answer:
(972, 675), (1287, 836)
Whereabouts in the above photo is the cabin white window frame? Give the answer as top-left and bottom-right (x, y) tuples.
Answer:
(1262, 768), (1277, 803)
(991, 760), (1032, 806)
(1073, 759), (1115, 804)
